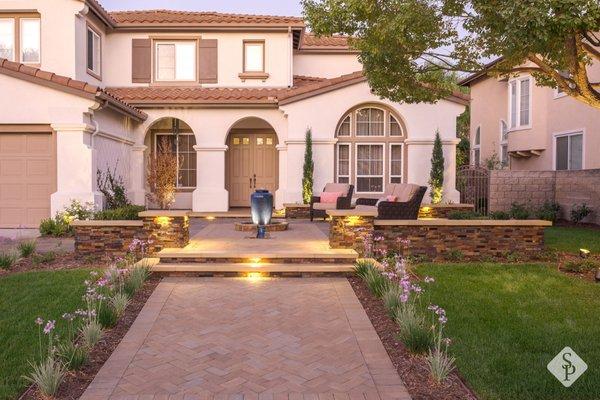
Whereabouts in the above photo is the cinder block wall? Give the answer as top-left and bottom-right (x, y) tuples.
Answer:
(489, 169), (600, 224)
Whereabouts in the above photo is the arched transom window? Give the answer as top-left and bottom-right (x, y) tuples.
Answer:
(335, 105), (406, 194)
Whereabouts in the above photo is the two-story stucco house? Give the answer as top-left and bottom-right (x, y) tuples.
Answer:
(460, 58), (600, 172)
(0, 0), (468, 228)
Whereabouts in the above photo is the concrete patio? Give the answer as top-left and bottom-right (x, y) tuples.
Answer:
(80, 277), (411, 400)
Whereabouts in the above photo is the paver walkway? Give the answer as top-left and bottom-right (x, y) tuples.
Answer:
(81, 278), (410, 400)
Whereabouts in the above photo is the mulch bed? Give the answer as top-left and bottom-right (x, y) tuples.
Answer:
(20, 275), (161, 400)
(348, 276), (479, 400)
(0, 252), (105, 276)
(556, 253), (600, 282)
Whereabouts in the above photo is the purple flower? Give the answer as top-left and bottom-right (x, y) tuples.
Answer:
(428, 304), (440, 312)
(439, 315), (448, 325)
(62, 313), (74, 321)
(400, 293), (409, 303)
(43, 320), (55, 334)
(89, 271), (98, 277)
(35, 317), (44, 326)
(424, 276), (435, 283)
(96, 278), (109, 287)
(443, 338), (452, 346)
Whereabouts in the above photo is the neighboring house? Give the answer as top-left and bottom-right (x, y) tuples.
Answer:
(460, 59), (600, 171)
(0, 0), (468, 228)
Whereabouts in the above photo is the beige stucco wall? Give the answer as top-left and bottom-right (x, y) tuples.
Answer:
(103, 31), (293, 88)
(0, 0), (84, 78)
(293, 53), (362, 78)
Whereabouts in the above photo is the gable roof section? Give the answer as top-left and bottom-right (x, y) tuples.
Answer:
(299, 34), (356, 52)
(459, 57), (504, 86)
(105, 71), (469, 107)
(0, 58), (147, 121)
(107, 9), (304, 28)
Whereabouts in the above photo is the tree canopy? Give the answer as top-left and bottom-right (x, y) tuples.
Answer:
(302, 0), (600, 108)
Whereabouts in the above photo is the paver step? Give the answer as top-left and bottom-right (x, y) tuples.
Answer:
(156, 249), (358, 264)
(151, 262), (355, 276)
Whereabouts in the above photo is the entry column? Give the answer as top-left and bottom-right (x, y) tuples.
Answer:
(192, 145), (229, 212)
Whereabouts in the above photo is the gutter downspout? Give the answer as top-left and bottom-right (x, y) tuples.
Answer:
(288, 26), (293, 88)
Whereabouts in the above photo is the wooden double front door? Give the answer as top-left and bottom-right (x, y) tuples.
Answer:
(227, 131), (278, 207)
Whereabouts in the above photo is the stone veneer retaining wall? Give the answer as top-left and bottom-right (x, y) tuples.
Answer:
(489, 169), (600, 224)
(327, 210), (551, 260)
(417, 204), (474, 219)
(73, 211), (190, 260)
(284, 203), (311, 219)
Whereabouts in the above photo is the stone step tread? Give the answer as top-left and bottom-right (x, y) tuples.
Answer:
(152, 262), (355, 273)
(157, 249), (358, 259)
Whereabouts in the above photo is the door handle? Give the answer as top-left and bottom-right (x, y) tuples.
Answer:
(249, 177), (253, 188)
(253, 174), (257, 188)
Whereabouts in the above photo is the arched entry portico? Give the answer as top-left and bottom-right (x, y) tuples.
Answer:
(225, 117), (279, 208)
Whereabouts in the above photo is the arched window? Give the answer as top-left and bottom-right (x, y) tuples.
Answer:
(335, 105), (406, 193)
(472, 126), (481, 166)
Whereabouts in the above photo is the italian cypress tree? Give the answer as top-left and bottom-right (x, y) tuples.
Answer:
(302, 128), (314, 204)
(429, 130), (445, 204)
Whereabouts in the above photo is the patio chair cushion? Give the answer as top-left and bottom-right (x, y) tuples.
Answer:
(323, 183), (350, 196)
(321, 191), (343, 203)
(394, 183), (420, 202)
(354, 205), (378, 212)
(313, 202), (338, 211)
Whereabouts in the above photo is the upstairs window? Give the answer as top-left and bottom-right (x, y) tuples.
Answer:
(86, 26), (101, 77)
(509, 77), (531, 129)
(472, 126), (481, 166)
(555, 132), (583, 171)
(155, 41), (197, 82)
(243, 40), (265, 72)
(356, 108), (384, 136)
(500, 120), (508, 167)
(0, 15), (40, 64)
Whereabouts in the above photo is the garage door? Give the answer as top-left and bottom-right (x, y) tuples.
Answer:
(0, 127), (55, 228)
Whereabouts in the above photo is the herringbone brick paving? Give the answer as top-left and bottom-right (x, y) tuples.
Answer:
(80, 277), (410, 400)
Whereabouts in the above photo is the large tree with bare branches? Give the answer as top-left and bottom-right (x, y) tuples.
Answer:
(302, 0), (600, 109)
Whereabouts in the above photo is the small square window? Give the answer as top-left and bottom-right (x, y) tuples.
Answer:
(244, 41), (265, 72)
(257, 137), (264, 145)
(266, 138), (273, 145)
(243, 137), (250, 145)
(233, 138), (240, 145)
(87, 26), (101, 76)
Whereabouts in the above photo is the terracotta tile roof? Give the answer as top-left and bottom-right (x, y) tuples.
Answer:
(300, 34), (352, 50)
(108, 10), (304, 27)
(106, 71), (469, 107)
(0, 58), (147, 121)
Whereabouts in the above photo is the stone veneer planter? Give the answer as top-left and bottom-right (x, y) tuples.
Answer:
(418, 203), (474, 219)
(284, 203), (311, 219)
(72, 220), (145, 260)
(327, 210), (552, 260)
(73, 211), (190, 260)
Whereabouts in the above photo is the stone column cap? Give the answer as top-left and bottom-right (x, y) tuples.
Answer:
(139, 210), (190, 218)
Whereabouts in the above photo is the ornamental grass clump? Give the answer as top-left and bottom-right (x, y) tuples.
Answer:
(0, 251), (17, 269)
(364, 267), (392, 298)
(382, 284), (403, 318)
(23, 318), (66, 397)
(18, 240), (36, 258)
(426, 305), (456, 383)
(353, 259), (376, 279)
(111, 292), (130, 317)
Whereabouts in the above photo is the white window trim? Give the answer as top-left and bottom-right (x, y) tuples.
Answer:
(389, 114), (404, 137)
(355, 142), (385, 194)
(499, 120), (509, 167)
(19, 17), (41, 64)
(336, 114), (352, 137)
(389, 143), (404, 183)
(154, 40), (198, 83)
(154, 132), (197, 189)
(355, 107), (386, 137)
(336, 143), (351, 183)
(552, 129), (585, 171)
(507, 76), (532, 132)
(86, 26), (101, 78)
(0, 18), (15, 62)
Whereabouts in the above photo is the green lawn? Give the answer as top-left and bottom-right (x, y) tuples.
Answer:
(545, 226), (600, 253)
(415, 263), (600, 400)
(0, 270), (90, 400)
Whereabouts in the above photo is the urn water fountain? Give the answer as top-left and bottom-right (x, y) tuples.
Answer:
(251, 189), (273, 238)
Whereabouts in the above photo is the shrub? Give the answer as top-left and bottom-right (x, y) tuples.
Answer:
(98, 304), (118, 328)
(94, 205), (145, 221)
(96, 166), (130, 210)
(18, 240), (36, 258)
(80, 320), (103, 349)
(447, 210), (485, 220)
(509, 202), (530, 220)
(394, 303), (433, 354)
(570, 203), (592, 224)
(446, 249), (464, 262)
(61, 199), (94, 222)
(536, 201), (561, 222)
(364, 267), (392, 298)
(562, 259), (600, 273)
(427, 346), (455, 383)
(489, 211), (510, 220)
(124, 264), (150, 297)
(24, 356), (66, 397)
(39, 217), (70, 237)
(0, 251), (17, 269)
(429, 130), (445, 204)
(32, 251), (57, 265)
(146, 137), (179, 209)
(110, 292), (130, 317)
(57, 341), (87, 371)
(302, 128), (314, 204)
(382, 284), (403, 318)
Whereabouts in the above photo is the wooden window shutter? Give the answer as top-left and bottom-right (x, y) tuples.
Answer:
(198, 39), (218, 84)
(132, 39), (152, 83)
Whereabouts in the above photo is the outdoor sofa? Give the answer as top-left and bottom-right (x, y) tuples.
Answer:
(355, 183), (427, 219)
(310, 183), (354, 221)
